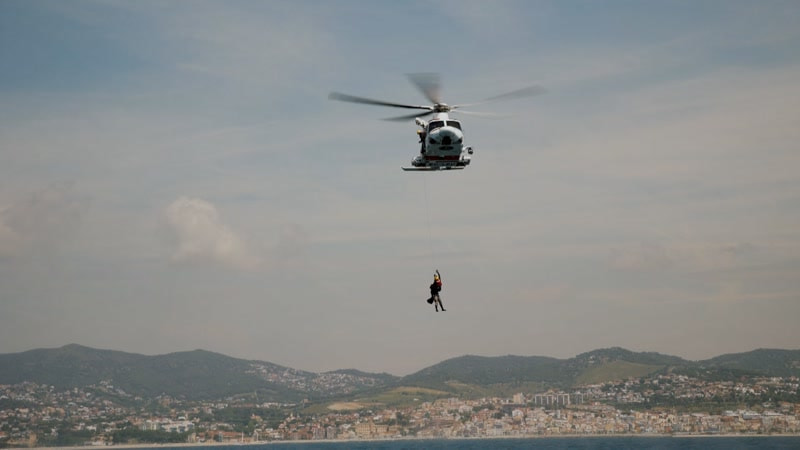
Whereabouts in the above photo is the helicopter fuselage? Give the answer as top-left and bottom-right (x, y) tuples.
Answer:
(408, 113), (472, 171)
(329, 73), (541, 171)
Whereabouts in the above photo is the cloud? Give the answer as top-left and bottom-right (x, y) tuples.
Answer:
(433, 0), (530, 37)
(611, 241), (761, 273)
(274, 223), (309, 264)
(164, 196), (260, 270)
(0, 215), (20, 257)
(0, 183), (86, 258)
(611, 242), (674, 272)
(2, 1), (799, 373)
(138, 1), (338, 89)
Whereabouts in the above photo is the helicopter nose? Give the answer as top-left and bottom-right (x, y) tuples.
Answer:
(429, 127), (463, 148)
(438, 128), (460, 145)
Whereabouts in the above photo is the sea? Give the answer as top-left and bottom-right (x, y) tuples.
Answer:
(134, 437), (800, 449)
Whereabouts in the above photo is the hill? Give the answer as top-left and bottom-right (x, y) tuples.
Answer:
(0, 344), (395, 401)
(386, 347), (798, 401)
(1, 345), (798, 404)
(698, 349), (800, 377)
(400, 355), (568, 389)
(396, 347), (688, 397)
(574, 347), (688, 367)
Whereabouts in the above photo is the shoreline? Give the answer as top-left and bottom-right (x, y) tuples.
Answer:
(14, 433), (800, 450)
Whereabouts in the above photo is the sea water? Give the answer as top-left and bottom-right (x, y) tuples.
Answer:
(142, 436), (800, 449)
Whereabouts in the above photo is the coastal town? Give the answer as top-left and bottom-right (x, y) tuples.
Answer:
(2, 373), (799, 446)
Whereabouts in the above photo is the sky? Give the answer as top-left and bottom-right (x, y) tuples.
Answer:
(1, 0), (799, 376)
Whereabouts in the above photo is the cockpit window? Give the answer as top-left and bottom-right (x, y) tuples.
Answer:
(446, 120), (461, 130)
(428, 121), (445, 131)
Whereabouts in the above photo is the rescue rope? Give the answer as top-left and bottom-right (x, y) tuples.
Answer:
(421, 172), (437, 269)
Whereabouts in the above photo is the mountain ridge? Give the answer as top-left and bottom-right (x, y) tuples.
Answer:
(1, 344), (798, 402)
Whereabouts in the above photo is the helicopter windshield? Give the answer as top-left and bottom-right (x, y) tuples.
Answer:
(428, 120), (445, 132)
(446, 120), (461, 130)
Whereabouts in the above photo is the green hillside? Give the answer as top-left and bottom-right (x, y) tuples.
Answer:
(400, 355), (570, 389)
(110, 349), (296, 400)
(358, 386), (453, 408)
(0, 344), (146, 388)
(2, 345), (798, 404)
(699, 348), (800, 377)
(398, 348), (688, 393)
(325, 368), (398, 384)
(0, 345), (314, 401)
(576, 361), (664, 385)
(574, 347), (688, 366)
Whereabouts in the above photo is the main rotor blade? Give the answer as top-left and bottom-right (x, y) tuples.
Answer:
(329, 92), (432, 110)
(454, 85), (546, 108)
(453, 110), (510, 119)
(382, 110), (435, 122)
(407, 73), (442, 104)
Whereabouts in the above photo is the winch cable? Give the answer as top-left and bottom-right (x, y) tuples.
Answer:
(421, 172), (437, 271)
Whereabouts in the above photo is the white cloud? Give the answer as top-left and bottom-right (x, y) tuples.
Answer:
(2, 1), (800, 373)
(0, 212), (21, 257)
(0, 183), (87, 258)
(610, 241), (760, 273)
(611, 242), (674, 272)
(142, 2), (338, 89)
(274, 223), (309, 264)
(165, 196), (260, 270)
(433, 0), (530, 37)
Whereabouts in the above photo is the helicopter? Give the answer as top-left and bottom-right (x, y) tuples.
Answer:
(329, 73), (544, 171)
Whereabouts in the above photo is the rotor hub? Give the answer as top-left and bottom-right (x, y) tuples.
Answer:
(433, 103), (450, 113)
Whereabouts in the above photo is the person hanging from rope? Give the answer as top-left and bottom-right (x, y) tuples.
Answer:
(426, 270), (445, 312)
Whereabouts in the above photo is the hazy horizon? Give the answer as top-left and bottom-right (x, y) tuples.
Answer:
(2, 1), (799, 377)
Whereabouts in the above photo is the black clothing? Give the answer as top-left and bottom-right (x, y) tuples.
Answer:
(428, 271), (445, 311)
(432, 292), (444, 311)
